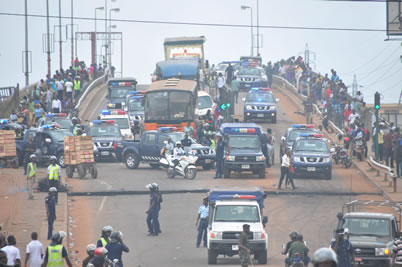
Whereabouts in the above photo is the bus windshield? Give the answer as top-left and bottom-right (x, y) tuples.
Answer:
(145, 91), (194, 121)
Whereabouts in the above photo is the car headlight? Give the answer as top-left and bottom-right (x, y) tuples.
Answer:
(256, 155), (265, 161)
(209, 231), (223, 240)
(246, 105), (253, 110)
(210, 149), (215, 154)
(269, 106), (276, 110)
(253, 232), (266, 240)
(322, 157), (330, 163)
(293, 156), (301, 162)
(375, 248), (390, 256)
(226, 155), (235, 161)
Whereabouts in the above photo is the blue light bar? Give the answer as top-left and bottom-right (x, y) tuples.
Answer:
(101, 110), (111, 115)
(0, 119), (9, 124)
(92, 120), (102, 124)
(111, 82), (119, 86)
(45, 114), (55, 118)
(158, 127), (177, 133)
(291, 124), (315, 129)
(128, 91), (138, 95)
(298, 133), (311, 137)
(250, 87), (261, 91)
(130, 96), (142, 100)
(222, 127), (258, 135)
(41, 125), (52, 129)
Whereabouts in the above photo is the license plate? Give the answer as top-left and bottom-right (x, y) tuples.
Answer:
(245, 84), (251, 87)
(257, 114), (264, 117)
(232, 245), (239, 251)
(307, 167), (316, 171)
(101, 151), (109, 156)
(242, 165), (250, 169)
(205, 159), (211, 163)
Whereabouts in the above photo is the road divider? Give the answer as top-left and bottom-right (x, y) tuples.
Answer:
(367, 156), (397, 192)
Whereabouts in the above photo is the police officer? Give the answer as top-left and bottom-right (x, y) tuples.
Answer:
(330, 229), (353, 267)
(73, 76), (81, 100)
(45, 187), (57, 240)
(312, 247), (338, 267)
(238, 224), (251, 267)
(27, 154), (37, 200)
(105, 231), (129, 267)
(146, 183), (161, 236)
(48, 156), (61, 203)
(195, 197), (209, 248)
(304, 95), (314, 124)
(71, 117), (80, 135)
(181, 134), (192, 150)
(42, 231), (72, 267)
(23, 136), (36, 175)
(97, 226), (113, 248)
(82, 244), (96, 267)
(215, 133), (224, 179)
(260, 133), (270, 168)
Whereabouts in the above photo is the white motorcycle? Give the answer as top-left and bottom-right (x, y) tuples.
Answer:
(159, 152), (198, 179)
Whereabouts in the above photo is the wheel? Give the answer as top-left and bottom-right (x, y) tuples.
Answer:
(77, 165), (86, 179)
(185, 167), (197, 179)
(258, 250), (268, 264)
(124, 153), (140, 169)
(149, 163), (160, 169)
(167, 168), (175, 179)
(223, 168), (231, 178)
(202, 164), (212, 170)
(258, 169), (266, 178)
(66, 166), (74, 178)
(57, 153), (65, 168)
(207, 249), (217, 265)
(11, 158), (19, 169)
(272, 116), (277, 123)
(90, 167), (98, 179)
(325, 170), (332, 180)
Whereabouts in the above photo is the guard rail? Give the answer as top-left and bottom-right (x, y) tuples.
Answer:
(367, 156), (397, 192)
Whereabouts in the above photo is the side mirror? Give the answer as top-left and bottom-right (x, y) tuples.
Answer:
(242, 97), (246, 102)
(263, 216), (268, 225)
(276, 98), (280, 103)
(45, 138), (52, 143)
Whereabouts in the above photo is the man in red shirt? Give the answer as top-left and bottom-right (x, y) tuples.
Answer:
(384, 129), (395, 168)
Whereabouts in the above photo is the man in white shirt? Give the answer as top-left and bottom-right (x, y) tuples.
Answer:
(52, 97), (62, 113)
(64, 79), (74, 100)
(278, 151), (296, 190)
(217, 73), (225, 89)
(348, 110), (360, 125)
(25, 232), (44, 267)
(173, 142), (185, 169)
(1, 235), (21, 266)
(55, 79), (64, 100)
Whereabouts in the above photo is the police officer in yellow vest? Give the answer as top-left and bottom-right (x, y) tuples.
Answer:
(42, 231), (72, 267)
(73, 77), (81, 100)
(48, 156), (61, 204)
(97, 225), (113, 248)
(27, 154), (37, 200)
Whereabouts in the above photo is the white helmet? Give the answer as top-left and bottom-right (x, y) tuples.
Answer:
(312, 248), (338, 267)
(30, 154), (37, 159)
(50, 155), (57, 161)
(86, 244), (96, 253)
(102, 225), (113, 232)
(49, 187), (58, 192)
(176, 141), (181, 146)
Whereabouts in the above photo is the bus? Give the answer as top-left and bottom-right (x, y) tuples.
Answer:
(143, 79), (197, 131)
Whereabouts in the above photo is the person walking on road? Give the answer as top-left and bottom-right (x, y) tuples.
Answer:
(331, 229), (354, 267)
(231, 76), (239, 103)
(146, 183), (161, 236)
(105, 231), (129, 267)
(47, 156), (61, 204)
(27, 154), (37, 200)
(238, 224), (251, 267)
(42, 231), (72, 267)
(1, 235), (21, 267)
(195, 197), (209, 248)
(25, 232), (44, 267)
(97, 226), (113, 248)
(23, 136), (36, 175)
(215, 134), (224, 179)
(45, 187), (57, 240)
(278, 150), (296, 190)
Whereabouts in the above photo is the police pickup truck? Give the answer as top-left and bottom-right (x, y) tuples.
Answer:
(37, 113), (73, 130)
(106, 78), (137, 110)
(242, 88), (279, 123)
(280, 124), (319, 159)
(207, 187), (268, 265)
(116, 127), (215, 170)
(291, 133), (332, 179)
(87, 120), (123, 161)
(220, 123), (266, 178)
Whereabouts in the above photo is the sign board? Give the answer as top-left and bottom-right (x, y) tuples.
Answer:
(168, 46), (202, 59)
(386, 0), (402, 36)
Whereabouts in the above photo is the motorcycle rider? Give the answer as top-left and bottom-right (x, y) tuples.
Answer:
(173, 141), (185, 170)
(311, 248), (338, 267)
(286, 234), (308, 266)
(105, 231), (129, 267)
(82, 244), (96, 267)
(97, 226), (113, 248)
(282, 231), (298, 255)
(392, 235), (402, 265)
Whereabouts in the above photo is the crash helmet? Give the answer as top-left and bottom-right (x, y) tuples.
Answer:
(86, 244), (96, 253)
(30, 154), (37, 159)
(176, 141), (181, 146)
(50, 155), (57, 161)
(110, 231), (122, 241)
(289, 231), (299, 240)
(344, 137), (350, 142)
(312, 248), (338, 267)
(94, 247), (108, 256)
(102, 225), (113, 233)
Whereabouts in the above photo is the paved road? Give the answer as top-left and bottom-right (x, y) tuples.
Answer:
(67, 86), (385, 267)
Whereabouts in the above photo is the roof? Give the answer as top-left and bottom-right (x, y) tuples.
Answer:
(198, 91), (211, 97)
(156, 60), (199, 78)
(164, 36), (206, 45)
(344, 212), (395, 219)
(208, 187), (265, 208)
(147, 79), (197, 92)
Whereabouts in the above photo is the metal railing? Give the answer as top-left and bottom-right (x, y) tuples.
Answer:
(367, 156), (397, 192)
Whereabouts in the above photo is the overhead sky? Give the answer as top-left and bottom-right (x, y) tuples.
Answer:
(0, 0), (401, 103)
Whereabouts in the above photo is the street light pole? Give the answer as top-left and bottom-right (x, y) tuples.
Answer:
(71, 0), (74, 67)
(95, 7), (104, 66)
(46, 0), (51, 78)
(58, 0), (62, 71)
(256, 0), (259, 56)
(109, 8), (120, 70)
(241, 6), (253, 57)
(24, 0), (29, 95)
(104, 0), (107, 67)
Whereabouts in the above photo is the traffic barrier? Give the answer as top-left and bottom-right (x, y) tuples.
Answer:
(367, 156), (397, 192)
(75, 74), (106, 110)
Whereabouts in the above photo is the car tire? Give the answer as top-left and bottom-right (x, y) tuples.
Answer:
(258, 169), (266, 179)
(258, 250), (268, 264)
(207, 249), (217, 265)
(77, 165), (86, 179)
(272, 116), (277, 123)
(57, 153), (65, 168)
(203, 164), (212, 170)
(223, 168), (231, 178)
(325, 170), (332, 180)
(124, 152), (140, 169)
(90, 167), (98, 179)
(66, 166), (74, 178)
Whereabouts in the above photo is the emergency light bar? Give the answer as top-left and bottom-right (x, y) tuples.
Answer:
(222, 127), (258, 134)
(128, 91), (137, 95)
(101, 110), (111, 115)
(130, 96), (143, 100)
(106, 120), (116, 124)
(218, 194), (257, 200)
(291, 124), (315, 129)
(102, 110), (126, 115)
(0, 119), (9, 124)
(111, 82), (132, 86)
(158, 127), (177, 133)
(57, 113), (67, 117)
(250, 87), (271, 91)
(298, 133), (324, 138)
(92, 120), (102, 124)
(45, 114), (55, 118)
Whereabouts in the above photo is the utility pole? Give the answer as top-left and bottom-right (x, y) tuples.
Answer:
(374, 92), (381, 161)
(256, 0), (259, 56)
(24, 0), (29, 96)
(58, 0), (62, 71)
(105, 0), (108, 68)
(71, 0), (74, 67)
(299, 43), (316, 70)
(348, 74), (363, 98)
(46, 0), (51, 78)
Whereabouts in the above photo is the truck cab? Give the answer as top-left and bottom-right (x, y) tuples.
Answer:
(280, 124), (318, 158)
(220, 123), (266, 178)
(106, 78), (137, 110)
(100, 110), (133, 140)
(207, 187), (268, 265)
(87, 120), (123, 161)
(37, 113), (73, 130)
(242, 88), (279, 123)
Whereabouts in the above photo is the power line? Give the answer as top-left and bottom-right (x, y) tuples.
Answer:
(0, 11), (395, 33)
(364, 64), (402, 87)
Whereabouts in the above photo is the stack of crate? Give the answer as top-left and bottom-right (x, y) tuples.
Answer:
(64, 136), (94, 165)
(0, 130), (16, 157)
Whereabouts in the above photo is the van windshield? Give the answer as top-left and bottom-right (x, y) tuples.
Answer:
(214, 205), (260, 223)
(228, 136), (260, 149)
(343, 218), (390, 237)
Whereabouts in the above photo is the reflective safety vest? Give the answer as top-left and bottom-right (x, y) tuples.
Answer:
(100, 237), (108, 247)
(48, 165), (60, 181)
(74, 80), (81, 91)
(28, 162), (37, 179)
(72, 126), (79, 135)
(47, 245), (64, 267)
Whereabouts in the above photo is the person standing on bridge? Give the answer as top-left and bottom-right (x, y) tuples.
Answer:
(73, 76), (81, 100)
(303, 95), (314, 125)
(225, 63), (234, 85)
(64, 79), (73, 101)
(278, 150), (296, 190)
(195, 197), (209, 248)
(27, 154), (37, 200)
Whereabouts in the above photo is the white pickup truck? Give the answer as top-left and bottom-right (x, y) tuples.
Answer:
(207, 187), (268, 265)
